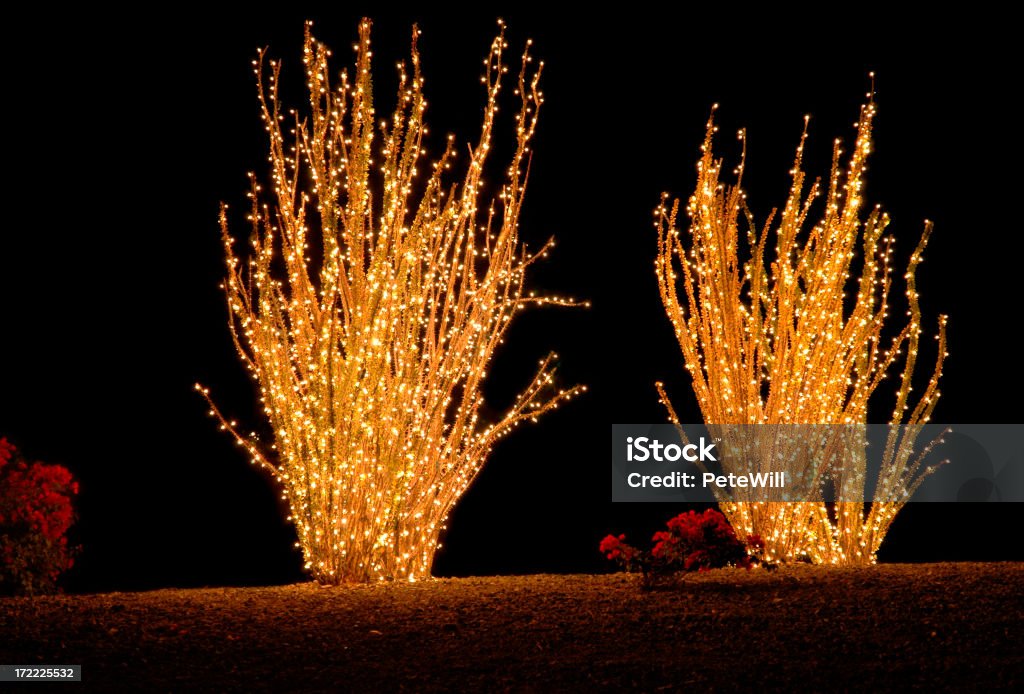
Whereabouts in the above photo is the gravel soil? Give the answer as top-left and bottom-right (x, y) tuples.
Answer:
(1, 563), (1022, 692)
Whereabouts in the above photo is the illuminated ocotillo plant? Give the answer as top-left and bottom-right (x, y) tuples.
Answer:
(199, 20), (583, 583)
(655, 93), (947, 565)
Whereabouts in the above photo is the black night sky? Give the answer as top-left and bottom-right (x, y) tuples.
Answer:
(2, 7), (1021, 592)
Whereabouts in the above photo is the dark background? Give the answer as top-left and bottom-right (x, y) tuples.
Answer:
(2, 7), (1020, 592)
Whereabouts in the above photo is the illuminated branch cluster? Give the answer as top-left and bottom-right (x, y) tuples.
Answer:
(656, 93), (948, 565)
(200, 20), (582, 583)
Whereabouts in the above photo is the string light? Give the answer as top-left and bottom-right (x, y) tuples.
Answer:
(655, 91), (948, 565)
(198, 19), (583, 584)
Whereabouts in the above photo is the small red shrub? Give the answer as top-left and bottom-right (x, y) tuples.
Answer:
(601, 509), (764, 587)
(0, 437), (79, 595)
(599, 533), (643, 571)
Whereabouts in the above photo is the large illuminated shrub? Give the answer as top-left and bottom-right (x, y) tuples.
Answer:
(201, 21), (581, 583)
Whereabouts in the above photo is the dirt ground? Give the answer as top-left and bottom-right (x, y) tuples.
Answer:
(1, 563), (1021, 692)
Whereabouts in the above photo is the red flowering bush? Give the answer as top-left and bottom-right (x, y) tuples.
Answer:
(601, 509), (765, 588)
(598, 534), (643, 571)
(0, 437), (79, 595)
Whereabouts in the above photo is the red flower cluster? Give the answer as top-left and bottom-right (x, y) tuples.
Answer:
(600, 509), (763, 586)
(0, 437), (79, 595)
(599, 533), (639, 562)
(650, 509), (752, 571)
